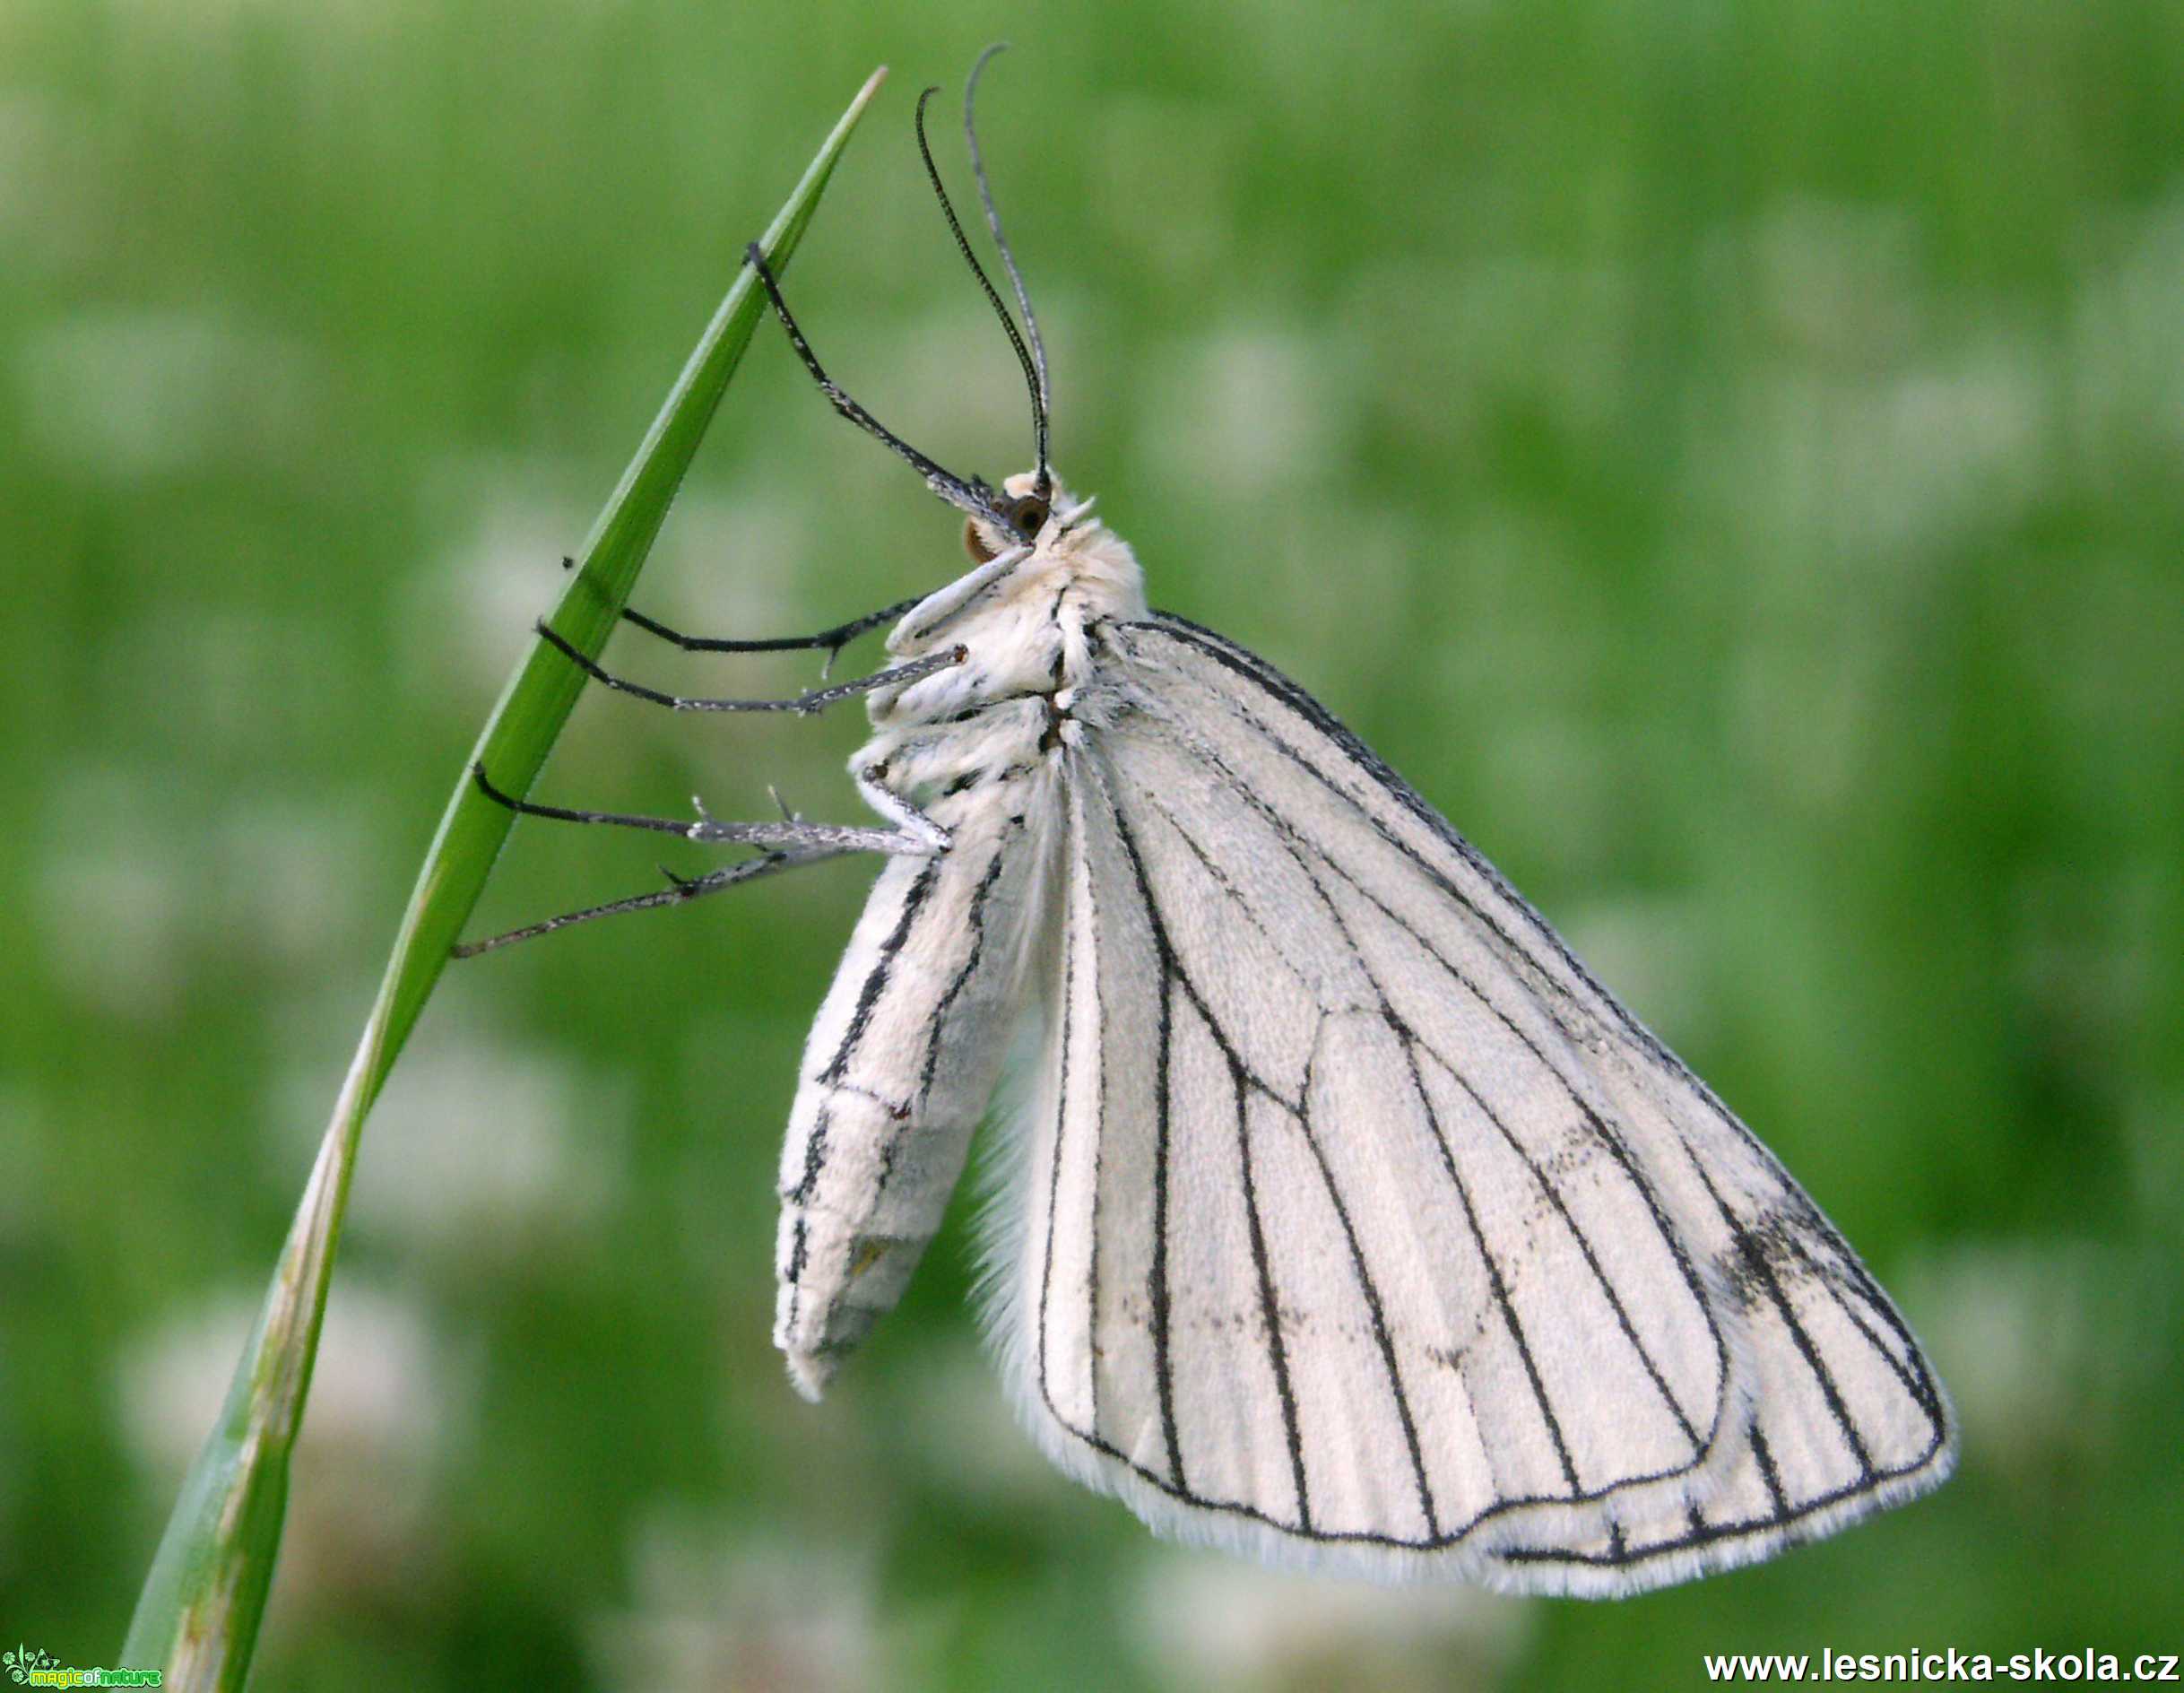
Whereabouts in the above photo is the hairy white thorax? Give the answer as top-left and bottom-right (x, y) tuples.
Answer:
(878, 474), (1147, 745)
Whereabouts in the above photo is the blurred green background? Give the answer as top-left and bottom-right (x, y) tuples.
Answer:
(4, 0), (2180, 1687)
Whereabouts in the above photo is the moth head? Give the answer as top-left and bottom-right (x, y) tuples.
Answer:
(964, 469), (1070, 563)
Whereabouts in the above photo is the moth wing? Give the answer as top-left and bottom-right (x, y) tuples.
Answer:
(978, 613), (1954, 1595)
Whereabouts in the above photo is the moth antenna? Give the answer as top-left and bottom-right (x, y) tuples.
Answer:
(914, 84), (1048, 497)
(745, 244), (1006, 526)
(965, 43), (1051, 497)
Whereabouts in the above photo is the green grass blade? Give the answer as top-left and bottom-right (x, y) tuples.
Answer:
(120, 65), (888, 1691)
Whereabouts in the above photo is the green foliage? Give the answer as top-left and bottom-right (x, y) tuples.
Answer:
(112, 68), (886, 1691)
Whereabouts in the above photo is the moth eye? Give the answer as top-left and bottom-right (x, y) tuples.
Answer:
(1010, 495), (1051, 537)
(964, 517), (998, 563)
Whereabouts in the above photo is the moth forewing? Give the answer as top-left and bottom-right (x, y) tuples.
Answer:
(964, 611), (1955, 1593)
(772, 476), (1138, 1400)
(774, 799), (1046, 1399)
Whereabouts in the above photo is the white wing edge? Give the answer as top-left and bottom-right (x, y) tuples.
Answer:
(970, 881), (1956, 1596)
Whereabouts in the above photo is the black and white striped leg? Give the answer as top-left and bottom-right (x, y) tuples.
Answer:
(471, 762), (926, 856)
(618, 597), (921, 679)
(854, 760), (949, 851)
(454, 846), (838, 958)
(533, 621), (964, 716)
(559, 553), (917, 678)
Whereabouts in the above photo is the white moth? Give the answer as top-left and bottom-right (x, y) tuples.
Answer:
(471, 62), (1955, 1596)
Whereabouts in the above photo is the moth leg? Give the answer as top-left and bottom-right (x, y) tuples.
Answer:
(616, 595), (921, 679)
(534, 621), (965, 716)
(470, 762), (926, 856)
(853, 760), (950, 852)
(559, 549), (918, 677)
(453, 848), (836, 958)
